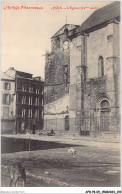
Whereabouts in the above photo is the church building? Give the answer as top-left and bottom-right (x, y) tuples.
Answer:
(44, 2), (120, 135)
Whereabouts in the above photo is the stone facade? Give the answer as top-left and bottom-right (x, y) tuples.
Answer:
(69, 22), (120, 134)
(44, 2), (120, 135)
(44, 24), (79, 133)
(44, 24), (79, 104)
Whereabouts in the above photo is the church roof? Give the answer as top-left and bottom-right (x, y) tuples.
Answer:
(77, 1), (120, 34)
(52, 24), (79, 38)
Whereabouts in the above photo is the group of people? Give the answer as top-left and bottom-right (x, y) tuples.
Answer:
(20, 122), (55, 136)
(20, 122), (36, 134)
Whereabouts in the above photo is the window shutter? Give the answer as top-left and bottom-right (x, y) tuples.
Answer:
(9, 83), (11, 90)
(3, 83), (5, 90)
(2, 94), (5, 104)
(9, 95), (11, 105)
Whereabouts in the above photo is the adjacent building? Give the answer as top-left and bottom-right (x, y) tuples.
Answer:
(1, 72), (16, 134)
(1, 67), (44, 134)
(44, 2), (120, 135)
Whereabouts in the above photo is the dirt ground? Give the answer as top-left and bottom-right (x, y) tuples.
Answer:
(1, 143), (120, 187)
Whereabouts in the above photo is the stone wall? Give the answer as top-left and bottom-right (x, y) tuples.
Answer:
(87, 26), (108, 78)
(85, 77), (107, 112)
(44, 26), (73, 104)
(69, 37), (82, 108)
(1, 120), (16, 134)
(68, 22), (120, 134)
(44, 94), (69, 133)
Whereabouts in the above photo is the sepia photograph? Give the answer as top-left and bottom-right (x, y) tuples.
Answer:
(1, 0), (121, 192)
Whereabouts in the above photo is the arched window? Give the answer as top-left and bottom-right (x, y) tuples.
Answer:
(100, 100), (110, 109)
(98, 56), (104, 77)
(64, 28), (68, 37)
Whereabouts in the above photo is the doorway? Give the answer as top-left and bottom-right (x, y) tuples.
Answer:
(65, 116), (69, 131)
(100, 100), (110, 131)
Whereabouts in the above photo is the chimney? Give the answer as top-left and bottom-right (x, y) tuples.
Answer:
(10, 67), (14, 70)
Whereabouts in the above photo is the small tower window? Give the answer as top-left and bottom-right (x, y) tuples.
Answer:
(98, 56), (104, 77)
(56, 37), (60, 48)
(64, 28), (68, 38)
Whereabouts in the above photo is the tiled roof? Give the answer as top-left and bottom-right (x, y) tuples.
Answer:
(77, 1), (120, 34)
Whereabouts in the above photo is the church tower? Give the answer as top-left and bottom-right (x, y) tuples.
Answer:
(44, 24), (79, 133)
(44, 24), (79, 105)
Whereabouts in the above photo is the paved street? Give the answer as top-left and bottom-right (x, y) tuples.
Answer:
(1, 135), (120, 187)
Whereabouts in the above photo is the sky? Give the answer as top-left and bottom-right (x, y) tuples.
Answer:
(1, 1), (113, 79)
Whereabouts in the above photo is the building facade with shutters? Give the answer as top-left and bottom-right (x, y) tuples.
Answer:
(44, 2), (120, 135)
(1, 72), (16, 134)
(1, 67), (44, 134)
